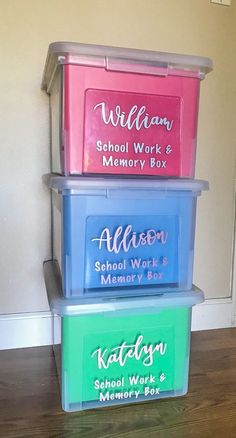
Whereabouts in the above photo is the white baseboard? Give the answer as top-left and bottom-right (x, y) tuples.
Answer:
(191, 297), (235, 331)
(0, 299), (235, 350)
(0, 311), (53, 350)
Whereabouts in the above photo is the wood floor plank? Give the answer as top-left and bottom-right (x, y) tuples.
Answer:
(0, 328), (236, 437)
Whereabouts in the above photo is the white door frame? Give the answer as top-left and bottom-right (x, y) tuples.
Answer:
(231, 194), (236, 326)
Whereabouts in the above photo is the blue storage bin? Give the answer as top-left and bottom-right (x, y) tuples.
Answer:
(44, 175), (208, 298)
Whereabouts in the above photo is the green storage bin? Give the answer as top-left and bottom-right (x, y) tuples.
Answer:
(44, 260), (204, 412)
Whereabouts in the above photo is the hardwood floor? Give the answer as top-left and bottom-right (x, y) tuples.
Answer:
(1, 328), (236, 437)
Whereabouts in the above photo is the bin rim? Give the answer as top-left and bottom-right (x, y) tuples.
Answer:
(43, 174), (209, 194)
(44, 260), (205, 316)
(42, 41), (213, 91)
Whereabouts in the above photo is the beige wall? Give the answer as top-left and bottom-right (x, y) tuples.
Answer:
(1, 0), (235, 313)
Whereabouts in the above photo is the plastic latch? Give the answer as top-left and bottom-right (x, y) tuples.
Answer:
(106, 189), (166, 199)
(106, 57), (168, 76)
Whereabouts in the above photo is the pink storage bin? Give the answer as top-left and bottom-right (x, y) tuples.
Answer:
(42, 42), (212, 177)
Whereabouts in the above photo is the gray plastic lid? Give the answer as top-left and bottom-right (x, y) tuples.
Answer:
(43, 174), (209, 195)
(41, 41), (213, 92)
(44, 260), (204, 316)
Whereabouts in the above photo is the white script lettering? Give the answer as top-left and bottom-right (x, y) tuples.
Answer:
(92, 225), (168, 254)
(92, 335), (167, 369)
(94, 102), (174, 132)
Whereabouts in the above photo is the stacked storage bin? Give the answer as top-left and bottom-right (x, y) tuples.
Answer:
(42, 42), (212, 412)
